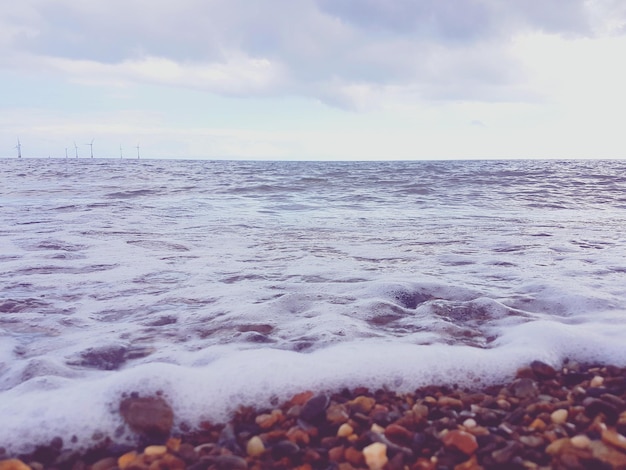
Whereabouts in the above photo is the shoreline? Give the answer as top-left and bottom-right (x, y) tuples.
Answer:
(2, 360), (626, 469)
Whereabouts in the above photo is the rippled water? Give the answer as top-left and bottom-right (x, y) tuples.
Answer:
(1, 158), (626, 453)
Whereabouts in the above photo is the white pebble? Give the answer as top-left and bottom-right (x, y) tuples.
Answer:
(551, 409), (568, 425)
(363, 442), (388, 470)
(590, 375), (604, 388)
(463, 418), (477, 429)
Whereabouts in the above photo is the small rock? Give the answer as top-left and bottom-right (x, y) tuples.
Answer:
(441, 430), (478, 455)
(344, 447), (364, 466)
(551, 409), (568, 424)
(384, 424), (413, 445)
(362, 442), (388, 470)
(119, 396), (174, 437)
(462, 418), (477, 429)
(300, 395), (329, 422)
(255, 410), (282, 429)
(590, 375), (605, 388)
(350, 396), (376, 414)
(589, 440), (626, 468)
(602, 428), (626, 451)
(272, 440), (300, 459)
(510, 378), (539, 399)
(530, 360), (557, 379)
(246, 436), (265, 457)
(0, 460), (31, 470)
(326, 404), (350, 424)
(117, 451), (138, 470)
(519, 435), (544, 448)
(491, 441), (521, 464)
(570, 435), (591, 449)
(337, 423), (354, 438)
(438, 396), (463, 409)
(91, 457), (117, 470)
(214, 455), (248, 470)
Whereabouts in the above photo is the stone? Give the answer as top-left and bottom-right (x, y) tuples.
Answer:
(246, 436), (265, 457)
(344, 447), (364, 466)
(214, 455), (248, 470)
(385, 423), (413, 445)
(510, 378), (539, 399)
(143, 445), (167, 458)
(591, 375), (605, 388)
(300, 395), (329, 422)
(519, 435), (544, 448)
(438, 396), (463, 409)
(117, 451), (139, 470)
(491, 441), (521, 464)
(91, 457), (117, 470)
(337, 423), (354, 438)
(119, 396), (174, 437)
(530, 360), (557, 379)
(570, 435), (591, 449)
(551, 409), (568, 424)
(255, 410), (282, 429)
(462, 418), (477, 429)
(326, 404), (350, 424)
(349, 396), (376, 414)
(362, 442), (388, 470)
(0, 460), (31, 470)
(441, 430), (478, 455)
(602, 428), (626, 451)
(589, 441), (626, 468)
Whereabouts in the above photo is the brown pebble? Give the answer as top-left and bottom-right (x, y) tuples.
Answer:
(91, 457), (117, 470)
(602, 428), (626, 451)
(349, 396), (376, 414)
(0, 460), (31, 470)
(384, 423), (413, 445)
(337, 423), (354, 438)
(326, 404), (350, 424)
(344, 447), (364, 466)
(117, 451), (139, 470)
(328, 446), (345, 462)
(119, 396), (174, 437)
(441, 430), (478, 455)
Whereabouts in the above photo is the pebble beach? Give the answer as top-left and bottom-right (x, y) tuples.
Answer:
(3, 361), (626, 470)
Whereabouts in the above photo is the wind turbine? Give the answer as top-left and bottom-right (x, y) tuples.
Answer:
(136, 143), (140, 159)
(65, 147), (68, 159)
(120, 145), (123, 159)
(74, 142), (79, 158)
(15, 138), (22, 158)
(85, 138), (94, 158)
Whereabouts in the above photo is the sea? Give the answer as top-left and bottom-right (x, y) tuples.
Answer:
(1, 158), (626, 454)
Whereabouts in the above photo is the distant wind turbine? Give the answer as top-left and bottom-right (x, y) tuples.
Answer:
(120, 145), (123, 159)
(136, 143), (140, 159)
(74, 142), (79, 158)
(65, 147), (68, 159)
(85, 138), (94, 158)
(15, 138), (22, 158)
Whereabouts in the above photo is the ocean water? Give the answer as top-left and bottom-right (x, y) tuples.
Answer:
(1, 158), (626, 454)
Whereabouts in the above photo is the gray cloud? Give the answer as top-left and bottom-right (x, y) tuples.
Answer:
(2, 0), (623, 107)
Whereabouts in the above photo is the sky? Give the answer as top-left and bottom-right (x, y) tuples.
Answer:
(1, 0), (625, 160)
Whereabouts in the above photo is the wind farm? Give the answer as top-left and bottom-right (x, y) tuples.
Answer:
(5, 139), (148, 159)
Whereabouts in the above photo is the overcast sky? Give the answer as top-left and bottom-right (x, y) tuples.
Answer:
(2, 0), (625, 160)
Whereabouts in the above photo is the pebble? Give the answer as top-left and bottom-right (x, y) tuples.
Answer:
(246, 436), (265, 457)
(362, 442), (388, 470)
(441, 430), (478, 455)
(337, 423), (354, 438)
(570, 434), (591, 449)
(0, 460), (30, 470)
(590, 375), (605, 388)
(551, 408), (568, 424)
(462, 418), (477, 429)
(119, 396), (174, 437)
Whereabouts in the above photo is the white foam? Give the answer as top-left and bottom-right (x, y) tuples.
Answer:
(3, 321), (626, 455)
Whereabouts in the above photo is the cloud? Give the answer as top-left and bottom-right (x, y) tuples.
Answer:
(2, 0), (625, 110)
